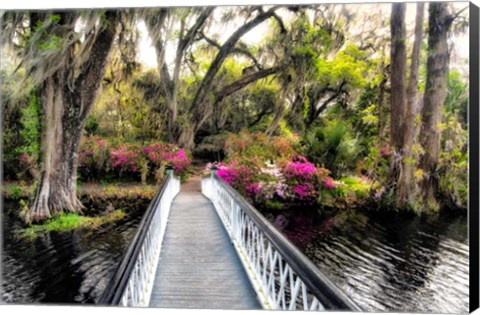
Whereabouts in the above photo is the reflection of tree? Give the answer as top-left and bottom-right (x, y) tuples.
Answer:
(75, 207), (146, 302)
(281, 206), (467, 312)
(378, 215), (440, 297)
(369, 211), (467, 311)
(2, 200), (148, 304)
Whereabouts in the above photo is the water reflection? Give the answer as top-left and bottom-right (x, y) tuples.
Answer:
(267, 209), (469, 313)
(2, 202), (145, 304)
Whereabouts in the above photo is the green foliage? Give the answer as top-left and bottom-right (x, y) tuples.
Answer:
(85, 115), (100, 135)
(225, 130), (300, 163)
(315, 44), (368, 88)
(18, 90), (41, 157)
(303, 120), (362, 177)
(38, 34), (62, 51)
(11, 186), (22, 200)
(265, 200), (286, 211)
(445, 70), (468, 126)
(340, 176), (371, 198)
(1, 182), (33, 200)
(438, 112), (468, 209)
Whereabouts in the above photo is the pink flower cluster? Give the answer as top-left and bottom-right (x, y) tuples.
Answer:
(322, 177), (337, 189)
(141, 143), (190, 173)
(217, 166), (239, 185)
(216, 155), (323, 206)
(77, 136), (191, 179)
(282, 156), (317, 180)
(110, 145), (139, 172)
(96, 139), (107, 148)
(142, 143), (164, 163)
(164, 149), (190, 173)
(246, 182), (262, 195)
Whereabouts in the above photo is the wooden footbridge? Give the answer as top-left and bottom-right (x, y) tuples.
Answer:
(100, 167), (361, 311)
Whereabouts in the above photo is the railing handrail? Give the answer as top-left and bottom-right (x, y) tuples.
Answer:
(211, 173), (362, 311)
(99, 175), (171, 305)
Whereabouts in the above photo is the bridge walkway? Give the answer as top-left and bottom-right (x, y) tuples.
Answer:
(149, 176), (261, 309)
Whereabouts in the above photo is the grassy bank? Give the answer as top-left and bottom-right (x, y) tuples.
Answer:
(2, 181), (157, 239)
(19, 210), (126, 239)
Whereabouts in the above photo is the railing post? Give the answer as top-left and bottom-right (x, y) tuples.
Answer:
(210, 164), (218, 201)
(210, 164), (217, 178)
(165, 165), (174, 178)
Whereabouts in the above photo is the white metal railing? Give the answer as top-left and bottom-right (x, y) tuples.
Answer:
(100, 169), (180, 306)
(202, 170), (361, 311)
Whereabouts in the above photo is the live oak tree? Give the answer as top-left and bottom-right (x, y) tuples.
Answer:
(3, 11), (126, 223)
(267, 6), (369, 134)
(144, 6), (285, 148)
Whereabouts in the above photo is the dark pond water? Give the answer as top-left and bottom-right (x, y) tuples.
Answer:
(1, 201), (146, 304)
(266, 208), (469, 313)
(2, 198), (469, 312)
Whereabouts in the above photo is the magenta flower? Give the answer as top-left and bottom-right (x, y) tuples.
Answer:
(246, 182), (262, 195)
(322, 177), (336, 189)
(282, 161), (317, 179)
(110, 145), (139, 172)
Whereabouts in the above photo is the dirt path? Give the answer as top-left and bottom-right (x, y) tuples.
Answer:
(181, 161), (207, 193)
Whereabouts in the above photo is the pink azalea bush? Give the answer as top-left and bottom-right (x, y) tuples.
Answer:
(110, 145), (139, 172)
(141, 143), (190, 174)
(210, 132), (371, 211)
(78, 135), (110, 179)
(279, 155), (318, 204)
(215, 155), (321, 208)
(78, 136), (191, 181)
(211, 148), (368, 211)
(163, 149), (191, 173)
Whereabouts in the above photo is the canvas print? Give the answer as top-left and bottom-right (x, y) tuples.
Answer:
(0, 1), (477, 313)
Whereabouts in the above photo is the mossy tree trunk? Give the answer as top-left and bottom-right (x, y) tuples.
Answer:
(417, 3), (453, 211)
(25, 12), (119, 223)
(396, 3), (425, 209)
(389, 3), (407, 206)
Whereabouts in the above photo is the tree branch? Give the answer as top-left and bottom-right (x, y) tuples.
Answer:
(309, 81), (347, 125)
(76, 11), (119, 121)
(177, 8), (214, 56)
(449, 5), (469, 22)
(199, 31), (262, 69)
(272, 12), (287, 34)
(190, 6), (281, 119)
(214, 66), (282, 105)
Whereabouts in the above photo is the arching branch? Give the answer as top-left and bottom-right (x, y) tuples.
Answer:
(189, 6), (282, 130)
(214, 65), (282, 105)
(272, 12), (287, 34)
(199, 31), (262, 69)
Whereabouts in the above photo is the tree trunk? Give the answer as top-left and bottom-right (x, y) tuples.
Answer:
(389, 3), (407, 206)
(183, 7), (280, 148)
(27, 76), (84, 223)
(418, 2), (452, 211)
(390, 3), (407, 151)
(266, 81), (290, 135)
(396, 2), (425, 209)
(25, 12), (118, 223)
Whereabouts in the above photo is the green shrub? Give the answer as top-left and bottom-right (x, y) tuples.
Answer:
(224, 130), (300, 164)
(303, 120), (362, 177)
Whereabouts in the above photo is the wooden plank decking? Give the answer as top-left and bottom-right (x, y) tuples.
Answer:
(149, 177), (261, 309)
